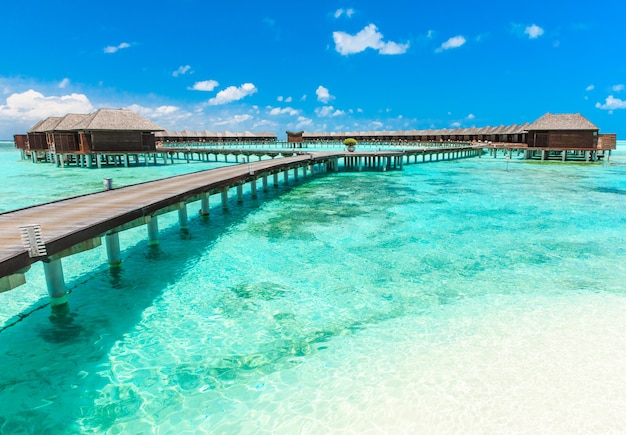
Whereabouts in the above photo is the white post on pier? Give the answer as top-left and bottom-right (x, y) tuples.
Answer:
(237, 184), (244, 203)
(221, 187), (229, 210)
(43, 259), (68, 308)
(199, 192), (210, 216)
(147, 216), (159, 245)
(251, 179), (258, 199)
(178, 202), (189, 230)
(105, 232), (122, 267)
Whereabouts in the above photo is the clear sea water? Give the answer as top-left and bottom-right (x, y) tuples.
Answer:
(1, 141), (626, 433)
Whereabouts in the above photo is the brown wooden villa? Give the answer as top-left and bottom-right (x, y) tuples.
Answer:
(18, 109), (164, 154)
(526, 113), (598, 148)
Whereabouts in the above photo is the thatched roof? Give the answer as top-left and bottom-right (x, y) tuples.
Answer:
(527, 113), (598, 131)
(52, 113), (91, 131)
(79, 109), (164, 131)
(28, 117), (63, 133)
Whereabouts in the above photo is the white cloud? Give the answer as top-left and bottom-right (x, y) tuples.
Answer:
(371, 121), (383, 129)
(126, 104), (181, 117)
(213, 114), (253, 126)
(451, 121), (461, 128)
(467, 113), (475, 120)
(277, 96), (284, 102)
(104, 42), (131, 54)
(524, 24), (544, 39)
(316, 85), (335, 103)
(300, 94), (307, 101)
(334, 8), (355, 18)
(436, 35), (466, 52)
(426, 30), (434, 39)
(188, 80), (219, 91)
(269, 107), (299, 116)
(315, 106), (345, 117)
(0, 89), (93, 121)
(285, 96), (292, 103)
(586, 84), (595, 91)
(333, 24), (409, 55)
(295, 116), (313, 129)
(595, 95), (626, 110)
(208, 83), (257, 105)
(58, 78), (70, 89)
(612, 84), (625, 92)
(172, 65), (191, 77)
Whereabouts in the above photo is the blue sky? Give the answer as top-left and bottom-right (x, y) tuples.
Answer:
(1, 0), (625, 140)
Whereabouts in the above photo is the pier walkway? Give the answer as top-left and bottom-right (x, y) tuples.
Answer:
(0, 146), (480, 304)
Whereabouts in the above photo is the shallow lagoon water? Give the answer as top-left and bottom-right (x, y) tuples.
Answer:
(1, 142), (626, 433)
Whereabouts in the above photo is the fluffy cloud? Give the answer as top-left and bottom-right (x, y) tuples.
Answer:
(467, 113), (475, 120)
(334, 8), (355, 18)
(269, 107), (299, 116)
(208, 83), (257, 105)
(586, 84), (595, 91)
(595, 95), (626, 110)
(612, 84), (625, 92)
(524, 24), (544, 39)
(315, 106), (345, 117)
(333, 24), (409, 55)
(58, 78), (70, 89)
(172, 65), (191, 77)
(188, 80), (219, 91)
(104, 42), (131, 54)
(0, 89), (93, 121)
(316, 85), (335, 103)
(213, 114), (253, 126)
(277, 96), (293, 103)
(436, 35), (466, 52)
(295, 116), (313, 129)
(126, 104), (182, 117)
(124, 104), (194, 129)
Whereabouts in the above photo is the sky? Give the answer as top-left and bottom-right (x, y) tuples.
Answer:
(1, 0), (625, 140)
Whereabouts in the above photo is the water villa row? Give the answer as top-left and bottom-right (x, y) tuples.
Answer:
(14, 110), (616, 164)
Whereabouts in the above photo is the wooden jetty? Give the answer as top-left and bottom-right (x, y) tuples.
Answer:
(0, 146), (480, 306)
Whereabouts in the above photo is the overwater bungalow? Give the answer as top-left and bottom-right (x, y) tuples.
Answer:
(17, 109), (164, 155)
(290, 113), (616, 160)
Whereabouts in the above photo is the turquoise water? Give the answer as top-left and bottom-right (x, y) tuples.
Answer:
(1, 141), (626, 433)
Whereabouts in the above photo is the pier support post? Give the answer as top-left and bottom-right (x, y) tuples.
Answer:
(251, 179), (258, 199)
(199, 193), (210, 216)
(147, 216), (159, 245)
(541, 150), (546, 161)
(273, 172), (279, 188)
(43, 259), (68, 307)
(263, 175), (269, 192)
(221, 187), (229, 209)
(294, 167), (299, 181)
(283, 169), (289, 184)
(561, 150), (567, 162)
(105, 232), (122, 267)
(237, 184), (243, 203)
(178, 202), (189, 230)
